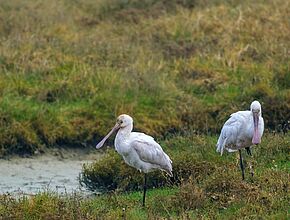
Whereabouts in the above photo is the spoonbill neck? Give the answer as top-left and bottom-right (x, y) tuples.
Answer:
(116, 125), (133, 139)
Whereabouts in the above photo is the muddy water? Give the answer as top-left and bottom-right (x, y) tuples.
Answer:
(0, 149), (101, 196)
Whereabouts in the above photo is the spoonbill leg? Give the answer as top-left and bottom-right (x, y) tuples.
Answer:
(142, 173), (147, 207)
(245, 147), (252, 156)
(239, 150), (245, 180)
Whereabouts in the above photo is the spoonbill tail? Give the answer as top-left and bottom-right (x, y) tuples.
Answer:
(216, 101), (264, 180)
(96, 114), (173, 206)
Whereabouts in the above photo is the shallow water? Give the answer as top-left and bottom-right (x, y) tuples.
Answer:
(0, 149), (100, 196)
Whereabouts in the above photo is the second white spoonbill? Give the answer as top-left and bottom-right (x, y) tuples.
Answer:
(216, 100), (264, 180)
(96, 114), (173, 206)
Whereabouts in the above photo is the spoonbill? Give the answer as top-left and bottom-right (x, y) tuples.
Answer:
(96, 114), (173, 206)
(216, 101), (264, 180)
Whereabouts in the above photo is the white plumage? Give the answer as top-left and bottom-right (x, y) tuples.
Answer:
(95, 114), (172, 205)
(216, 110), (264, 154)
(116, 132), (172, 175)
(216, 100), (264, 179)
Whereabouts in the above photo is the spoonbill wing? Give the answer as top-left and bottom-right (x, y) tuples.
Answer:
(130, 134), (172, 176)
(216, 111), (248, 155)
(131, 132), (172, 161)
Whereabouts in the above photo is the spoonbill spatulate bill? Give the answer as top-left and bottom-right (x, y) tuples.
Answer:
(96, 114), (173, 206)
(216, 101), (264, 180)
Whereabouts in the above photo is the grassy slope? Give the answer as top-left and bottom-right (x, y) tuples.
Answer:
(0, 0), (289, 219)
(1, 134), (289, 219)
(0, 0), (289, 155)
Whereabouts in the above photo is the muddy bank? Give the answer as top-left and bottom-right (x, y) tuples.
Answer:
(0, 148), (102, 196)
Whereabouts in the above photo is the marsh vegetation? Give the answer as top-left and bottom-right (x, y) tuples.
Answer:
(0, 0), (289, 219)
(1, 134), (289, 219)
(0, 0), (289, 156)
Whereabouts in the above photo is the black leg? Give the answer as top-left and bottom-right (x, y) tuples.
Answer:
(142, 173), (147, 207)
(245, 147), (252, 156)
(239, 149), (245, 180)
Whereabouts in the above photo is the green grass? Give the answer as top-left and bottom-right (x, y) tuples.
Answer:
(1, 134), (289, 219)
(0, 0), (289, 155)
(0, 0), (289, 218)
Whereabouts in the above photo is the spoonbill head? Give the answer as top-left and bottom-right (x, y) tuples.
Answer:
(117, 114), (133, 128)
(95, 114), (173, 206)
(96, 114), (133, 149)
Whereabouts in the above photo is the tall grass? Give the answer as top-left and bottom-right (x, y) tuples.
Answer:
(0, 0), (289, 155)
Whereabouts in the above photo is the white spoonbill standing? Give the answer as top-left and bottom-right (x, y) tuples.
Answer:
(216, 101), (264, 180)
(96, 114), (173, 206)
